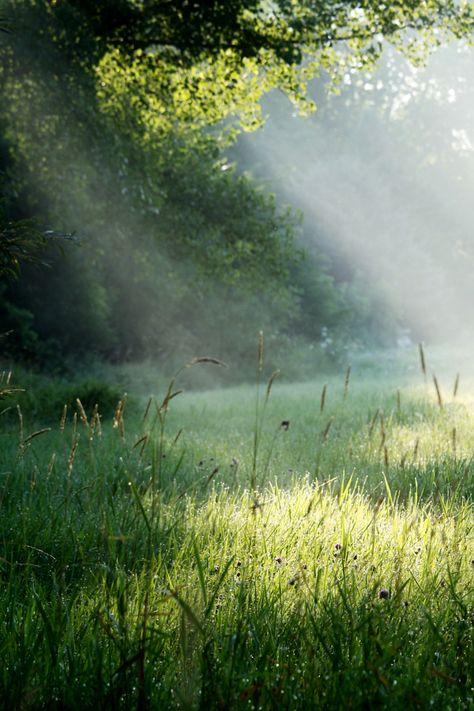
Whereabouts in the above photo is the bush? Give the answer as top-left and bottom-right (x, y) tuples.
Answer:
(0, 370), (127, 423)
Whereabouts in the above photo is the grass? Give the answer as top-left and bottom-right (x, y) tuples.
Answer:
(0, 348), (473, 709)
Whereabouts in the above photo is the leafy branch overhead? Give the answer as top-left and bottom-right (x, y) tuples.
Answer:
(61, 2), (474, 65)
(0, 220), (76, 280)
(94, 1), (474, 132)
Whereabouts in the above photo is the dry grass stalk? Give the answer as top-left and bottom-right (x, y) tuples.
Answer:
(413, 438), (419, 460)
(378, 413), (386, 451)
(90, 403), (98, 428)
(159, 389), (183, 415)
(453, 373), (460, 399)
(266, 370), (280, 402)
(143, 396), (153, 421)
(133, 434), (148, 450)
(418, 343), (427, 379)
(171, 356), (227, 389)
(0, 370), (23, 398)
(60, 404), (68, 433)
(133, 434), (149, 457)
(68, 438), (79, 474)
(188, 357), (228, 368)
(321, 417), (333, 442)
(113, 395), (127, 437)
(343, 366), (351, 399)
(90, 405), (102, 438)
(257, 331), (264, 372)
(207, 466), (219, 484)
(76, 398), (89, 427)
(452, 427), (457, 456)
(432, 375), (443, 409)
(23, 428), (51, 444)
(383, 445), (389, 468)
(17, 404), (23, 443)
(368, 409), (379, 437)
(320, 384), (327, 413)
(47, 452), (56, 476)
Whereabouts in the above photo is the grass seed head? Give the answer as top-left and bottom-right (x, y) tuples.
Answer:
(320, 384), (327, 413)
(418, 342), (427, 377)
(343, 366), (351, 399)
(453, 373), (460, 398)
(432, 374), (443, 409)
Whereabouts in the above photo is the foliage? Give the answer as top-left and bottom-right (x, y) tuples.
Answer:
(0, 219), (48, 280)
(93, 0), (474, 134)
(0, 370), (127, 422)
(0, 1), (473, 366)
(0, 1), (307, 366)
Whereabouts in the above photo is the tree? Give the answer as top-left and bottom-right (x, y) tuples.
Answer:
(0, 1), (472, 367)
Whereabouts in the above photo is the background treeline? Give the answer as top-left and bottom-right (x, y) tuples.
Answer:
(235, 44), (474, 348)
(0, 1), (471, 380)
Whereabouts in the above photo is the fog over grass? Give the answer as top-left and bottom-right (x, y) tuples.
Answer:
(236, 43), (474, 347)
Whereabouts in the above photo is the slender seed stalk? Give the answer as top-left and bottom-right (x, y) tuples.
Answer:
(419, 343), (427, 381)
(343, 366), (351, 400)
(320, 384), (327, 413)
(432, 375), (443, 409)
(453, 373), (460, 399)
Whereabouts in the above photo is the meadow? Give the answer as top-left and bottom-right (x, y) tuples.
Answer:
(0, 346), (473, 710)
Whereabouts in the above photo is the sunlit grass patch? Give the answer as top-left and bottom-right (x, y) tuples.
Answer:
(0, 353), (473, 708)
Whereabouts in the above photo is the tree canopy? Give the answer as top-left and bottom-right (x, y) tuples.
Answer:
(0, 1), (473, 371)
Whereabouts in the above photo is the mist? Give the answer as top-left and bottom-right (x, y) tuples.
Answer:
(2, 3), (474, 383)
(235, 43), (474, 348)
